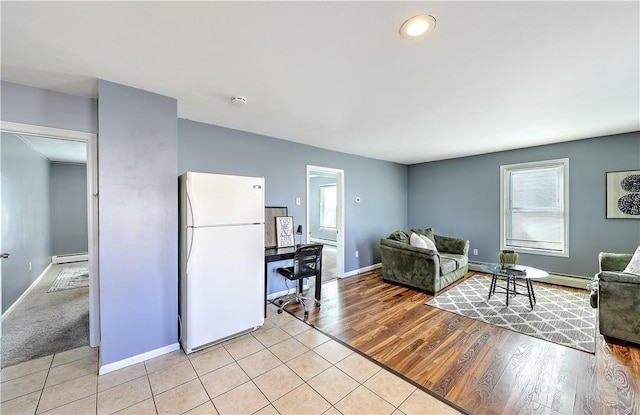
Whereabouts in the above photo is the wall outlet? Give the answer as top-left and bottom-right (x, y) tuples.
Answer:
(355, 250), (359, 258)
(473, 249), (478, 256)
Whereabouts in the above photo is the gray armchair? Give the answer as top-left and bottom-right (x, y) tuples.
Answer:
(590, 252), (640, 344)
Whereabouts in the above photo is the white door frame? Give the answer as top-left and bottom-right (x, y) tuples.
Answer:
(0, 121), (100, 347)
(306, 165), (344, 278)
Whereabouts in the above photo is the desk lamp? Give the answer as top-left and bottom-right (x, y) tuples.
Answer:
(296, 225), (303, 246)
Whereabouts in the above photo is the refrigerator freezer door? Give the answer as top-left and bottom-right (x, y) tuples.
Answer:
(182, 224), (265, 352)
(185, 172), (265, 227)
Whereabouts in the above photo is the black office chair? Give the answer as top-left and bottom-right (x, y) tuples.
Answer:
(276, 244), (323, 318)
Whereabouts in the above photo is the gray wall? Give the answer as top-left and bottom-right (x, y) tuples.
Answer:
(50, 163), (88, 256)
(177, 119), (408, 271)
(407, 132), (640, 277)
(98, 80), (178, 366)
(1, 81), (97, 134)
(309, 176), (338, 242)
(1, 133), (52, 313)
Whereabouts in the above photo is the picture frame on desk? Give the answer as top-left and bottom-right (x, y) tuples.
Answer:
(275, 216), (295, 248)
(265, 206), (288, 248)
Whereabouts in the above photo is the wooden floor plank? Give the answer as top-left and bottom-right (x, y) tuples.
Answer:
(284, 269), (640, 414)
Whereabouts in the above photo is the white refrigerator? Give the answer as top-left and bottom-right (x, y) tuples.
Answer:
(179, 172), (265, 354)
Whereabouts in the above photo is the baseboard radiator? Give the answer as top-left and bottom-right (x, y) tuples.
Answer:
(52, 253), (88, 264)
(309, 237), (337, 247)
(468, 261), (591, 290)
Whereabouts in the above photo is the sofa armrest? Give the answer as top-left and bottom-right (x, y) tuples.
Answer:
(599, 252), (633, 272)
(597, 270), (640, 284)
(434, 234), (469, 256)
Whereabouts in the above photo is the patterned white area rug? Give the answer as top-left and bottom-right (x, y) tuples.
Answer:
(426, 274), (596, 353)
(48, 266), (89, 292)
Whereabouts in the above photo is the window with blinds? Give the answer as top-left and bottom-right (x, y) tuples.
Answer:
(500, 158), (569, 257)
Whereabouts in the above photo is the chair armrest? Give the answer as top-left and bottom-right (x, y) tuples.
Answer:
(599, 252), (633, 272)
(434, 235), (469, 256)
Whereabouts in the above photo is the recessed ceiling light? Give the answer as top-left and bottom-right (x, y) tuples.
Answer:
(399, 15), (436, 39)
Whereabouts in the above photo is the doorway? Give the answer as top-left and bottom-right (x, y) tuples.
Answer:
(0, 121), (98, 367)
(306, 165), (344, 281)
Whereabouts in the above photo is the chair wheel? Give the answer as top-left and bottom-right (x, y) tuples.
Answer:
(278, 300), (283, 305)
(315, 302), (321, 307)
(277, 309), (283, 314)
(304, 311), (309, 317)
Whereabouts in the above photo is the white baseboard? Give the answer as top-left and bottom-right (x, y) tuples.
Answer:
(309, 237), (337, 247)
(341, 263), (382, 278)
(52, 253), (88, 264)
(99, 342), (180, 375)
(2, 263), (52, 322)
(468, 261), (590, 289)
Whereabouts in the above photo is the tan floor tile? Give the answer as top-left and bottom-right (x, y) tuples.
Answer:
(398, 389), (461, 415)
(223, 335), (265, 361)
(0, 391), (41, 415)
(268, 337), (309, 362)
(254, 364), (304, 401)
(183, 399), (218, 414)
(40, 394), (96, 414)
(254, 404), (279, 414)
(237, 349), (281, 379)
(97, 363), (146, 392)
(186, 343), (222, 359)
(212, 381), (269, 414)
(279, 318), (312, 336)
(335, 353), (381, 383)
(286, 350), (332, 381)
(322, 407), (343, 415)
(313, 340), (353, 364)
(51, 346), (97, 368)
(1, 355), (53, 383)
(253, 327), (291, 348)
(144, 349), (188, 374)
(38, 373), (97, 413)
(200, 362), (249, 399)
(45, 355), (98, 387)
(113, 398), (157, 414)
(0, 369), (48, 403)
(96, 376), (151, 415)
(272, 383), (331, 415)
(295, 329), (331, 349)
(189, 346), (234, 377)
(308, 366), (359, 405)
(154, 378), (209, 415)
(334, 385), (395, 415)
(148, 360), (197, 395)
(364, 369), (416, 407)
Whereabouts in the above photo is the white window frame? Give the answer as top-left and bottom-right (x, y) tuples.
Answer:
(319, 183), (337, 231)
(500, 158), (569, 257)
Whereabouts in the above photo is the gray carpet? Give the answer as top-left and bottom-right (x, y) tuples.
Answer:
(47, 266), (89, 292)
(426, 274), (596, 353)
(1, 262), (90, 368)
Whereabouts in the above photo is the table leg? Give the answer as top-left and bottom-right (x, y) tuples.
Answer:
(314, 271), (322, 306)
(506, 276), (511, 307)
(528, 279), (537, 305)
(488, 274), (497, 299)
(525, 279), (534, 309)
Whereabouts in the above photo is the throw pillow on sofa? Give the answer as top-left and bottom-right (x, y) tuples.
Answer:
(623, 246), (640, 275)
(410, 232), (428, 248)
(411, 228), (435, 244)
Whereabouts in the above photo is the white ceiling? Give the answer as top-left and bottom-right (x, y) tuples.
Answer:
(1, 1), (638, 165)
(13, 134), (87, 164)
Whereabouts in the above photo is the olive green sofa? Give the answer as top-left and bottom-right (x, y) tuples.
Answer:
(380, 228), (469, 294)
(589, 252), (640, 344)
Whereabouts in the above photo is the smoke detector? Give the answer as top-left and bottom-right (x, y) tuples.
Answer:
(230, 96), (247, 105)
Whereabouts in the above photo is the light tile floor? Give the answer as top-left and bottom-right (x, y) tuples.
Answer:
(0, 306), (461, 415)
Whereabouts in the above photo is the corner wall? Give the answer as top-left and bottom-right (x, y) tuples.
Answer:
(50, 163), (88, 256)
(97, 80), (178, 367)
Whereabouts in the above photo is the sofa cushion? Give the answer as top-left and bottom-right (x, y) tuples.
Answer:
(411, 228), (435, 244)
(434, 234), (468, 255)
(440, 257), (458, 275)
(388, 230), (410, 244)
(410, 232), (428, 248)
(441, 253), (467, 270)
(623, 246), (640, 275)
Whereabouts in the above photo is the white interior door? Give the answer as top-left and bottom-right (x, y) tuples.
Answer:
(306, 165), (344, 278)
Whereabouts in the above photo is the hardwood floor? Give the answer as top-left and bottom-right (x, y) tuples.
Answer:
(284, 270), (640, 415)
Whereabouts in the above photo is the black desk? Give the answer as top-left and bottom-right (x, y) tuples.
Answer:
(264, 246), (322, 317)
